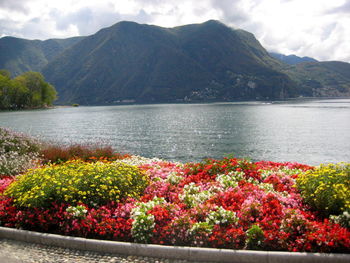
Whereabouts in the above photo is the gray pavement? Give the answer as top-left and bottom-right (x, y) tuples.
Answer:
(0, 239), (207, 263)
(2, 228), (350, 263)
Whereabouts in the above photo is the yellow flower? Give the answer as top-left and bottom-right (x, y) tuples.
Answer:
(5, 159), (148, 207)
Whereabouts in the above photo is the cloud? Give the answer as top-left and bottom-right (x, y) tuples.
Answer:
(0, 0), (30, 13)
(208, 0), (350, 62)
(0, 0), (154, 39)
(328, 1), (350, 14)
(210, 0), (252, 26)
(52, 7), (153, 36)
(0, 19), (17, 37)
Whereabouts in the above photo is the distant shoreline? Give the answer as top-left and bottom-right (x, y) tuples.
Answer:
(1, 97), (348, 112)
(52, 96), (350, 107)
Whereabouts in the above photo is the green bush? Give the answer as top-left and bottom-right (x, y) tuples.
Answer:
(5, 160), (149, 207)
(296, 163), (350, 217)
(245, 224), (265, 249)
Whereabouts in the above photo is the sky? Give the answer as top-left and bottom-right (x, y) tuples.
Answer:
(0, 0), (349, 62)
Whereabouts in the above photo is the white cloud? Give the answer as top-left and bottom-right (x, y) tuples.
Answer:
(0, 0), (30, 13)
(242, 0), (350, 62)
(0, 0), (349, 62)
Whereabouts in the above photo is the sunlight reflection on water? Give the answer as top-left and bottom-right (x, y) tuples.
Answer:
(0, 99), (349, 165)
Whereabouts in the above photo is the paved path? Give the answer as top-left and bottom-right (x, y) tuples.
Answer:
(0, 239), (210, 263)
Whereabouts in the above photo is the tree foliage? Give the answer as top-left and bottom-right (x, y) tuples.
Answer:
(0, 70), (56, 110)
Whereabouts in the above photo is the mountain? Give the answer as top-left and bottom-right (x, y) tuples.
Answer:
(42, 20), (296, 104)
(269, 52), (318, 65)
(269, 53), (350, 97)
(0, 36), (84, 77)
(282, 61), (350, 97)
(1, 20), (350, 104)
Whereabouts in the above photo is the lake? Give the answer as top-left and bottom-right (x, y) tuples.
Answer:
(0, 99), (349, 165)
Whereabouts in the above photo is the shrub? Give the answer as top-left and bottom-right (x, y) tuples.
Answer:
(0, 127), (41, 176)
(66, 205), (88, 219)
(40, 143), (128, 163)
(205, 206), (238, 226)
(5, 160), (149, 207)
(330, 212), (350, 229)
(0, 128), (40, 154)
(130, 197), (166, 243)
(297, 163), (350, 217)
(179, 183), (213, 208)
(245, 224), (265, 249)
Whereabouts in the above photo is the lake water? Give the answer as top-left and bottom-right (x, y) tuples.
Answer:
(0, 99), (349, 165)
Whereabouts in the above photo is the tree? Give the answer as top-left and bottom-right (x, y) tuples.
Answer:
(0, 70), (57, 110)
(0, 69), (11, 78)
(14, 71), (57, 108)
(9, 80), (29, 109)
(0, 73), (12, 109)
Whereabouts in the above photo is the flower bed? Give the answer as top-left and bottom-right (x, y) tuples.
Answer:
(0, 127), (41, 176)
(1, 153), (349, 253)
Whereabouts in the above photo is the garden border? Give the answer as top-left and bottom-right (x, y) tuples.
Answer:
(1, 227), (349, 263)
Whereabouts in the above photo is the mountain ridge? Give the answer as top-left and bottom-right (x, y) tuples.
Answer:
(1, 20), (349, 104)
(270, 52), (318, 65)
(42, 20), (298, 104)
(0, 36), (84, 76)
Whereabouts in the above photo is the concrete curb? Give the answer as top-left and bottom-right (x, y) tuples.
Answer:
(0, 227), (349, 263)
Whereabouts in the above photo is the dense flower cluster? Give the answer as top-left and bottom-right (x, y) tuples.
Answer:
(297, 163), (350, 217)
(40, 143), (129, 163)
(0, 154), (349, 253)
(0, 127), (41, 176)
(5, 160), (149, 207)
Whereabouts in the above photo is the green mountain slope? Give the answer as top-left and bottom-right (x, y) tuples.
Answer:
(1, 20), (349, 104)
(43, 20), (296, 104)
(282, 61), (350, 97)
(0, 36), (84, 76)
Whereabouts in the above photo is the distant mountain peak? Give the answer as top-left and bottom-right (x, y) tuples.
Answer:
(270, 52), (318, 65)
(111, 20), (143, 28)
(203, 19), (224, 25)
